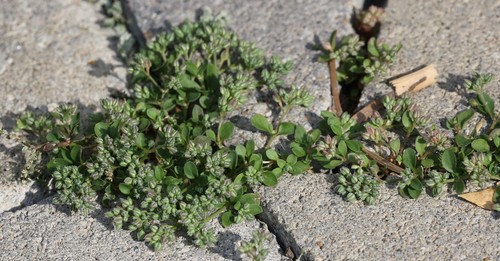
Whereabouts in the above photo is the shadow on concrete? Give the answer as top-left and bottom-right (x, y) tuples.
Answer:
(209, 230), (243, 261)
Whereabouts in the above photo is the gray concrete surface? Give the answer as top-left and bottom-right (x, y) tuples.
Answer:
(0, 0), (283, 260)
(360, 0), (500, 126)
(254, 0), (500, 260)
(2, 0), (500, 260)
(0, 0), (128, 211)
(0, 196), (283, 261)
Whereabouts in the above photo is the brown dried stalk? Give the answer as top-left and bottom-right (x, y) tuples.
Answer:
(328, 59), (343, 116)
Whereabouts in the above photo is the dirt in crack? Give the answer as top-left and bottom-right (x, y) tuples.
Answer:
(340, 0), (388, 113)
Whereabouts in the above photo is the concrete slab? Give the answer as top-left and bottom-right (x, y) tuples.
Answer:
(0, 1), (284, 259)
(253, 0), (500, 260)
(360, 0), (500, 126)
(0, 0), (126, 119)
(0, 196), (283, 261)
(0, 0), (128, 211)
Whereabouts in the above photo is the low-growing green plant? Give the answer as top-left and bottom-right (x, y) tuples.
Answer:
(99, 0), (136, 60)
(10, 19), (316, 251)
(314, 73), (499, 204)
(317, 31), (402, 85)
(237, 229), (271, 261)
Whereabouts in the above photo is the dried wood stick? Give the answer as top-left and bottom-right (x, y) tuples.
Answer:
(328, 59), (343, 115)
(362, 147), (405, 174)
(390, 64), (438, 96)
(352, 96), (386, 124)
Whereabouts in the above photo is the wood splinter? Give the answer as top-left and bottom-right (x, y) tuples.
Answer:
(390, 64), (438, 96)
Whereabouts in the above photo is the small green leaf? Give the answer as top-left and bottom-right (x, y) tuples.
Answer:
(337, 140), (347, 157)
(186, 92), (201, 103)
(410, 178), (423, 190)
(421, 158), (434, 168)
(402, 111), (412, 129)
(191, 104), (204, 123)
(147, 107), (161, 120)
(235, 145), (246, 159)
(94, 122), (109, 138)
(272, 167), (284, 179)
(47, 157), (71, 169)
(277, 122), (295, 135)
(221, 211), (234, 228)
(441, 149), (457, 173)
(185, 61), (198, 75)
(119, 183), (132, 195)
(477, 93), (495, 118)
(206, 129), (216, 141)
(455, 134), (470, 147)
(247, 204), (263, 215)
(251, 114), (273, 134)
(408, 187), (422, 199)
(205, 63), (220, 90)
(494, 186), (500, 204)
(135, 133), (148, 149)
(367, 38), (380, 57)
(154, 166), (166, 181)
(290, 161), (310, 175)
(346, 140), (362, 153)
(453, 177), (465, 194)
(199, 96), (210, 108)
(390, 138), (401, 154)
(46, 133), (59, 142)
(239, 193), (258, 204)
(455, 109), (475, 129)
(291, 144), (306, 157)
(415, 137), (426, 156)
(329, 30), (337, 51)
(70, 145), (82, 163)
(245, 140), (255, 157)
(402, 148), (417, 170)
(286, 154), (297, 165)
(471, 138), (490, 152)
(261, 171), (278, 187)
(308, 129), (321, 143)
(294, 125), (307, 143)
(219, 122), (234, 141)
(183, 161), (198, 179)
(109, 121), (120, 139)
(92, 179), (107, 191)
(179, 75), (201, 89)
(277, 159), (287, 168)
(265, 149), (279, 161)
(322, 159), (343, 169)
(165, 176), (181, 186)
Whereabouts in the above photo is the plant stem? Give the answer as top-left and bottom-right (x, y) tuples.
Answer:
(216, 113), (227, 148)
(328, 59), (343, 116)
(362, 147), (405, 174)
(264, 105), (291, 149)
(203, 205), (227, 223)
